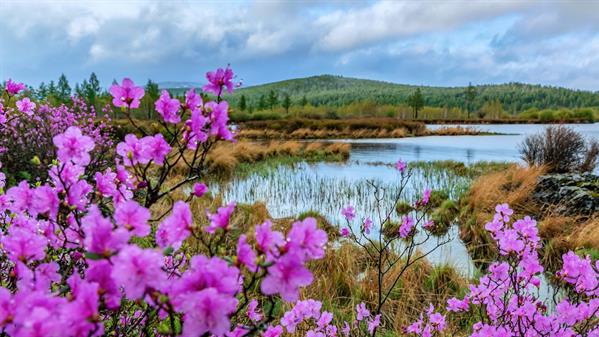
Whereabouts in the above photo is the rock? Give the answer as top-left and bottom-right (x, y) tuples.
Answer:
(533, 173), (599, 215)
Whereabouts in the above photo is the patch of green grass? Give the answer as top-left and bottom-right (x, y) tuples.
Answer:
(409, 160), (512, 178)
(232, 152), (348, 179)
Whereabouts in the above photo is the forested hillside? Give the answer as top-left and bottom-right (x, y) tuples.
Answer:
(227, 75), (599, 113)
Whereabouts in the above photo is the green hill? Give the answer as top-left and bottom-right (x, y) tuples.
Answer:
(222, 75), (599, 113)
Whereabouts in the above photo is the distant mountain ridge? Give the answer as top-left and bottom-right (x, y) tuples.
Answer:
(165, 75), (599, 112)
(159, 81), (202, 90)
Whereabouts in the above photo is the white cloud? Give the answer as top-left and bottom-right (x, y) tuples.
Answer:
(315, 1), (530, 52)
(1, 0), (599, 89)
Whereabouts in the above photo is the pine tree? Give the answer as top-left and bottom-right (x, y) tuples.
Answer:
(300, 95), (308, 107)
(282, 94), (291, 114)
(84, 72), (101, 107)
(465, 82), (477, 119)
(57, 74), (71, 104)
(144, 79), (160, 119)
(37, 82), (48, 100)
(238, 94), (247, 111)
(258, 94), (267, 110)
(267, 90), (278, 110)
(407, 88), (424, 119)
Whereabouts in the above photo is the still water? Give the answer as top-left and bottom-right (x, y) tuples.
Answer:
(218, 123), (599, 280)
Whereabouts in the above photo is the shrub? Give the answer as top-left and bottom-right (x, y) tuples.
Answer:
(519, 125), (599, 173)
(0, 97), (113, 186)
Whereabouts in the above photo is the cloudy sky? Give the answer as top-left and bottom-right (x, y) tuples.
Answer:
(1, 0), (599, 90)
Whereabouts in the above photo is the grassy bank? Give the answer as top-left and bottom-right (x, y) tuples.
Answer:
(458, 165), (599, 271)
(236, 117), (499, 140)
(200, 141), (351, 179)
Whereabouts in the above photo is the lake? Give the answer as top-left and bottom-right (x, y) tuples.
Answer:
(217, 123), (599, 279)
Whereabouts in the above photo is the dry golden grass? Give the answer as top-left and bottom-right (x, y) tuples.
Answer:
(466, 165), (545, 218)
(428, 126), (484, 136)
(571, 217), (599, 248)
(169, 140), (350, 179)
(237, 118), (424, 140)
(304, 243), (468, 335)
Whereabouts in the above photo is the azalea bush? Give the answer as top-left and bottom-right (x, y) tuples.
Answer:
(0, 83), (113, 186)
(406, 204), (599, 336)
(0, 69), (338, 337)
(338, 165), (451, 334)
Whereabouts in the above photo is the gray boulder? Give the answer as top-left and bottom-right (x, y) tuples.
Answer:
(533, 173), (599, 215)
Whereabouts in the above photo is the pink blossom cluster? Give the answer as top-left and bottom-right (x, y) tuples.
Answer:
(0, 92), (113, 185)
(0, 67), (331, 337)
(413, 203), (599, 337)
(405, 304), (446, 336)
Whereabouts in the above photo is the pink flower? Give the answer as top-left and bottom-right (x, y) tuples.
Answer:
(368, 314), (381, 334)
(203, 66), (236, 96)
(109, 78), (144, 109)
(356, 302), (370, 321)
(95, 168), (117, 197)
(171, 255), (240, 301)
(141, 134), (171, 165)
(155, 90), (181, 124)
(5, 78), (26, 95)
(262, 325), (283, 337)
(497, 229), (524, 254)
(396, 159), (407, 173)
(16, 97), (35, 115)
(32, 185), (59, 219)
(340, 227), (350, 237)
(184, 88), (202, 111)
(399, 215), (415, 238)
(416, 188), (431, 207)
(247, 299), (262, 322)
(0, 287), (13, 324)
(286, 217), (328, 260)
(341, 205), (355, 221)
(53, 126), (95, 166)
(82, 206), (130, 256)
(342, 322), (350, 336)
(206, 101), (234, 141)
(179, 288), (238, 337)
(155, 201), (192, 250)
(423, 220), (435, 230)
(363, 217), (372, 234)
(255, 220), (285, 256)
(49, 162), (84, 191)
(114, 200), (151, 237)
(67, 180), (92, 210)
(447, 297), (469, 312)
(1, 226), (47, 262)
(116, 134), (147, 166)
(85, 260), (121, 309)
(495, 203), (513, 222)
(261, 251), (313, 302)
(237, 234), (257, 272)
(193, 182), (208, 197)
(206, 202), (236, 234)
(186, 108), (209, 148)
(110, 245), (166, 299)
(318, 311), (333, 329)
(64, 278), (103, 336)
